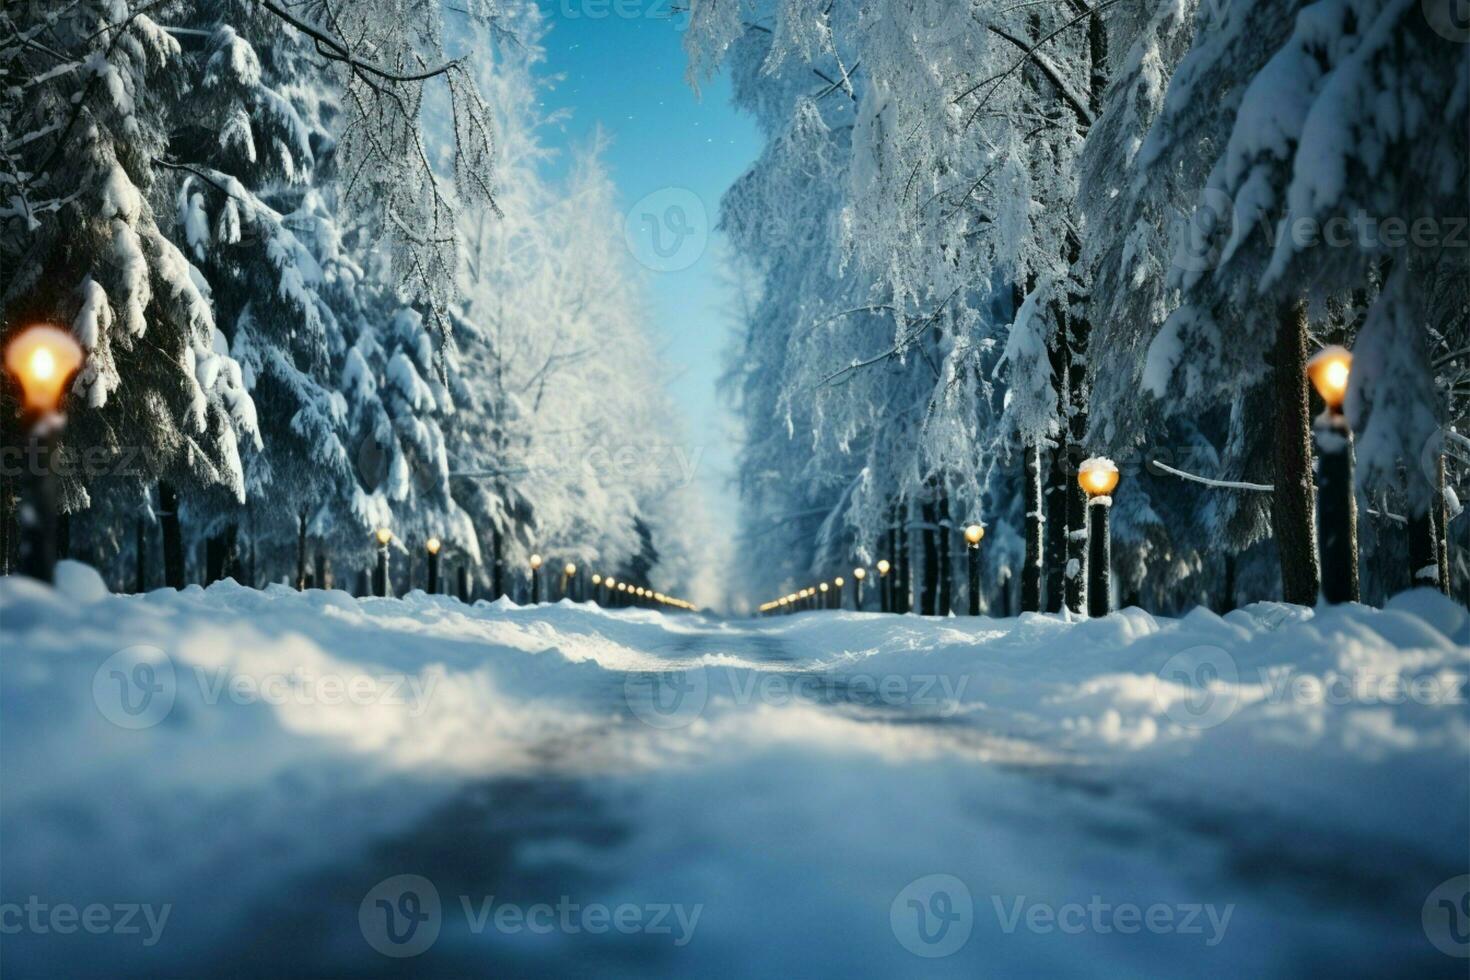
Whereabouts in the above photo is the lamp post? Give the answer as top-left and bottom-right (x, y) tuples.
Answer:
(1078, 458), (1119, 618)
(426, 537), (442, 594)
(5, 326), (83, 583)
(563, 561), (577, 601)
(832, 576), (844, 610)
(876, 559), (891, 612)
(819, 581), (829, 610)
(852, 566), (866, 610)
(1308, 345), (1358, 604)
(592, 573), (603, 605)
(529, 553), (543, 604)
(374, 527), (392, 597)
(964, 524), (985, 616)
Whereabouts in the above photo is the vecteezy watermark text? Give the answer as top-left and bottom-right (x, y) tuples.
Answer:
(359, 875), (701, 958)
(624, 667), (970, 728)
(0, 898), (171, 947)
(93, 646), (439, 730)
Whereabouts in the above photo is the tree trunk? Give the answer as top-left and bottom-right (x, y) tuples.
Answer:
(1269, 300), (1321, 604)
(295, 511), (308, 590)
(896, 500), (911, 614)
(1064, 317), (1090, 615)
(315, 552), (328, 592)
(1221, 553), (1237, 614)
(1022, 444), (1044, 612)
(1409, 506), (1440, 589)
(1045, 443), (1068, 612)
(205, 523), (238, 585)
(1434, 453), (1450, 594)
(159, 482), (185, 590)
(134, 518), (147, 592)
(936, 488), (952, 616)
(920, 495), (939, 616)
(491, 525), (504, 600)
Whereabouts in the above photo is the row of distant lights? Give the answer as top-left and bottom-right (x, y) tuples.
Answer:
(531, 554), (697, 611)
(757, 525), (990, 614)
(757, 566), (865, 614)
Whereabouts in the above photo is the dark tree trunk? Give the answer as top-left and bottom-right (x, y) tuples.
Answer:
(886, 506), (898, 613)
(0, 473), (13, 575)
(491, 525), (504, 600)
(134, 518), (147, 593)
(937, 488), (952, 616)
(1064, 320), (1090, 615)
(295, 511), (308, 590)
(315, 552), (328, 592)
(896, 501), (911, 614)
(920, 495), (938, 616)
(205, 523), (237, 585)
(1022, 444), (1044, 612)
(1434, 454), (1450, 594)
(159, 482), (185, 590)
(1269, 300), (1321, 605)
(56, 512), (71, 561)
(457, 564), (470, 602)
(1221, 553), (1237, 614)
(1409, 505), (1440, 589)
(1045, 443), (1068, 613)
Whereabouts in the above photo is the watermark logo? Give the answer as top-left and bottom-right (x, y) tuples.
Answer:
(1422, 874), (1470, 958)
(358, 876), (702, 956)
(92, 646), (176, 730)
(624, 188), (707, 272)
(624, 669), (708, 729)
(360, 875), (442, 958)
(1424, 0), (1470, 41)
(1157, 645), (1240, 729)
(890, 874), (973, 958)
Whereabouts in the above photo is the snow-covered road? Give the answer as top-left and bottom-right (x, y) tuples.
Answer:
(2, 565), (1467, 977)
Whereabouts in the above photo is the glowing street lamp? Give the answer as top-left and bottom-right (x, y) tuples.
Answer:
(563, 561), (578, 601)
(529, 552), (543, 604)
(964, 524), (985, 616)
(876, 558), (892, 612)
(1078, 458), (1119, 618)
(373, 527), (393, 598)
(1308, 345), (1359, 604)
(426, 536), (442, 595)
(5, 325), (84, 582)
(852, 565), (866, 610)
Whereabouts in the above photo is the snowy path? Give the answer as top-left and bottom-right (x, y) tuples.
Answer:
(2, 565), (1468, 977)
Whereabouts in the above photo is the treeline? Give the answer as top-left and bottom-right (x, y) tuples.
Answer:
(0, 2), (705, 598)
(693, 0), (1467, 614)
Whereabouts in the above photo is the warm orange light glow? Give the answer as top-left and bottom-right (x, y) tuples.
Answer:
(426, 537), (441, 555)
(834, 576), (844, 587)
(819, 582), (829, 592)
(1307, 345), (1353, 410)
(5, 325), (83, 415)
(529, 553), (542, 569)
(964, 524), (985, 546)
(592, 574), (602, 585)
(375, 527), (392, 546)
(564, 562), (577, 577)
(853, 566), (866, 580)
(876, 559), (891, 575)
(1078, 458), (1120, 499)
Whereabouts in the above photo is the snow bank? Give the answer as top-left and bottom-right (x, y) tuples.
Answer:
(2, 566), (1465, 977)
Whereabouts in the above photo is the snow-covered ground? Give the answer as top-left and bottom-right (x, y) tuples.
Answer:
(2, 564), (1467, 977)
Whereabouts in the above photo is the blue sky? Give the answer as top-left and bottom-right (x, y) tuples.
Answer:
(534, 4), (761, 563)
